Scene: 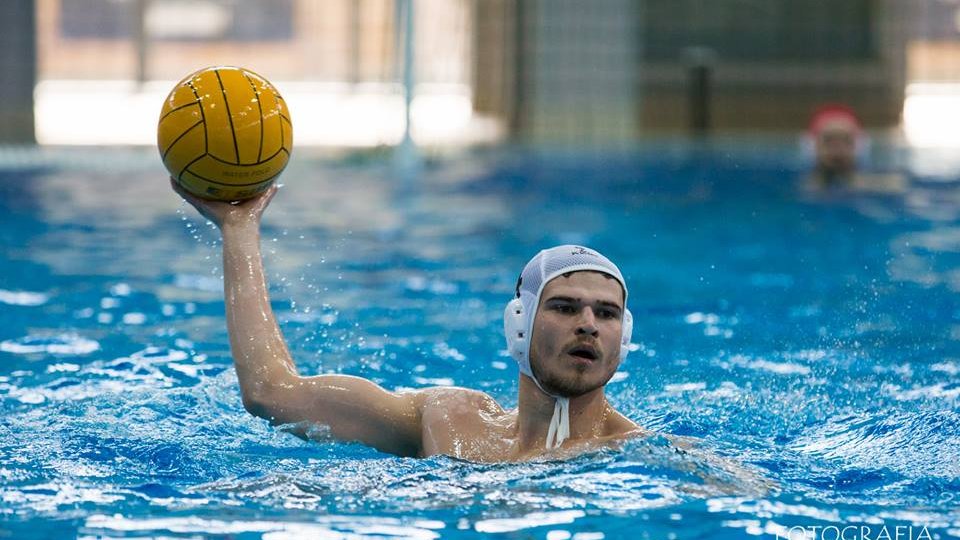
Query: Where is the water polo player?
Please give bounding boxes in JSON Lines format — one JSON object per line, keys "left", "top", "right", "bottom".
{"left": 804, "top": 104, "right": 906, "bottom": 194}
{"left": 170, "top": 179, "right": 642, "bottom": 461}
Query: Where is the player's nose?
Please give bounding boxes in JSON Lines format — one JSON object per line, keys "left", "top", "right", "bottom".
{"left": 575, "top": 308, "right": 599, "bottom": 336}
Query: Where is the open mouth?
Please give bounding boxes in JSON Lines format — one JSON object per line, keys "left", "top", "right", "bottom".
{"left": 567, "top": 345, "right": 599, "bottom": 361}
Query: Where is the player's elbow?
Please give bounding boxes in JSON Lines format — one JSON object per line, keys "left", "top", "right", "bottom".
{"left": 239, "top": 375, "right": 301, "bottom": 423}
{"left": 241, "top": 388, "right": 285, "bottom": 423}
{"left": 241, "top": 392, "right": 270, "bottom": 419}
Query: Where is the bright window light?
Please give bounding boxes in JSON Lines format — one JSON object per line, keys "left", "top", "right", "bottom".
{"left": 903, "top": 82, "right": 960, "bottom": 148}
{"left": 34, "top": 80, "right": 500, "bottom": 147}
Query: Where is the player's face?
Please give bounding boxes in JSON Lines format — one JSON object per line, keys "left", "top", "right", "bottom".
{"left": 528, "top": 271, "right": 625, "bottom": 398}
{"left": 815, "top": 119, "right": 858, "bottom": 175}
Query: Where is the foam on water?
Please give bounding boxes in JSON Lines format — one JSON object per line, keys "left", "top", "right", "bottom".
{"left": 0, "top": 334, "right": 100, "bottom": 356}
{"left": 0, "top": 289, "right": 49, "bottom": 306}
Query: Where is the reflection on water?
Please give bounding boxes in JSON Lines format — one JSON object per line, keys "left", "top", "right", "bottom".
{"left": 1, "top": 145, "right": 960, "bottom": 537}
{"left": 80, "top": 513, "right": 447, "bottom": 539}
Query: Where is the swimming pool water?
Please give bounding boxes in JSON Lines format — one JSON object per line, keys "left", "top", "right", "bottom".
{"left": 0, "top": 143, "right": 958, "bottom": 539}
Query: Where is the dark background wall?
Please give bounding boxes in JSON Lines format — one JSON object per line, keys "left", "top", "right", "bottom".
{"left": 638, "top": 0, "right": 907, "bottom": 132}
{"left": 0, "top": 1, "right": 36, "bottom": 143}
{"left": 474, "top": 0, "right": 910, "bottom": 140}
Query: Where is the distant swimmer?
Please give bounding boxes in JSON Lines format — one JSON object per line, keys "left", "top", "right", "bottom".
{"left": 171, "top": 179, "right": 643, "bottom": 462}
{"left": 804, "top": 104, "right": 907, "bottom": 195}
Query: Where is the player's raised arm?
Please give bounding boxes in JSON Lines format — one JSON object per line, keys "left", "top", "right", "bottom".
{"left": 171, "top": 179, "right": 423, "bottom": 457}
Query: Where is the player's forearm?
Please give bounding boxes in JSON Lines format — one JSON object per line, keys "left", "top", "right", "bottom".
{"left": 220, "top": 222, "right": 299, "bottom": 408}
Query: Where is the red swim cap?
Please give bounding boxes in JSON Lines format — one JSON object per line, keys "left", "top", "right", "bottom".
{"left": 809, "top": 104, "right": 862, "bottom": 136}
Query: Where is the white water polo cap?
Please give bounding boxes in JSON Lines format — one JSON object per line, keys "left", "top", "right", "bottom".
{"left": 503, "top": 245, "right": 633, "bottom": 449}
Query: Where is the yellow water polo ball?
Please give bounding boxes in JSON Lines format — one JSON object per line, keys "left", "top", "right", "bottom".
{"left": 158, "top": 66, "right": 293, "bottom": 201}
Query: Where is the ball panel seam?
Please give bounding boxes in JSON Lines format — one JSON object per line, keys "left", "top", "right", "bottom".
{"left": 213, "top": 68, "right": 241, "bottom": 166}
{"left": 159, "top": 101, "right": 200, "bottom": 123}
{"left": 240, "top": 71, "right": 266, "bottom": 164}
{"left": 177, "top": 154, "right": 208, "bottom": 182}
{"left": 202, "top": 146, "right": 288, "bottom": 168}
{"left": 183, "top": 165, "right": 283, "bottom": 188}
{"left": 185, "top": 80, "right": 208, "bottom": 155}
{"left": 161, "top": 120, "right": 203, "bottom": 161}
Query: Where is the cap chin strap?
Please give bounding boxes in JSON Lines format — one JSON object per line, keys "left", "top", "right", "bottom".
{"left": 526, "top": 372, "right": 571, "bottom": 449}
{"left": 546, "top": 396, "right": 570, "bottom": 449}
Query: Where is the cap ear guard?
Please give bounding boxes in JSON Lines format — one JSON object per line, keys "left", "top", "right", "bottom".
{"left": 619, "top": 307, "right": 633, "bottom": 362}
{"left": 503, "top": 297, "right": 528, "bottom": 364}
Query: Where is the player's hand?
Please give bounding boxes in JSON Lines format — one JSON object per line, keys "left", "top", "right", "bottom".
{"left": 170, "top": 177, "right": 278, "bottom": 230}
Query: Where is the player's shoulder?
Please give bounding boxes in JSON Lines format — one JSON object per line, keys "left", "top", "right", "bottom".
{"left": 416, "top": 386, "right": 504, "bottom": 415}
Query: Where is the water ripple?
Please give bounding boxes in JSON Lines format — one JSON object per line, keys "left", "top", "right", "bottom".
{"left": 0, "top": 334, "right": 100, "bottom": 356}
{"left": 791, "top": 410, "right": 960, "bottom": 479}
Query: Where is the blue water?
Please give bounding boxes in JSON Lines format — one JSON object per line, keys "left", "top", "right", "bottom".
{"left": 1, "top": 143, "right": 958, "bottom": 539}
